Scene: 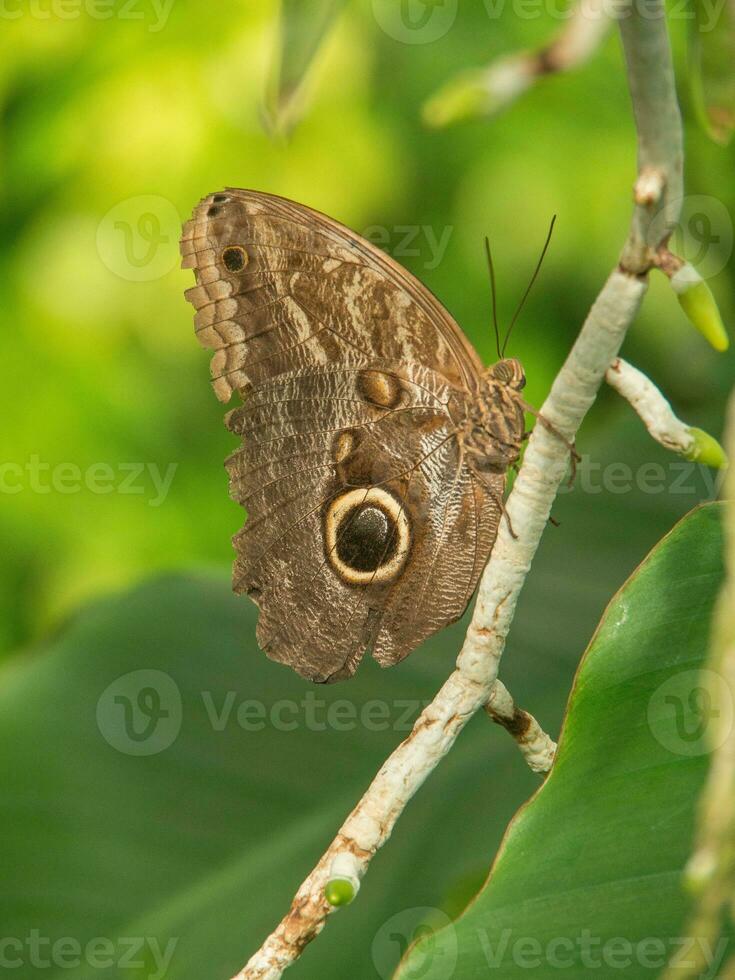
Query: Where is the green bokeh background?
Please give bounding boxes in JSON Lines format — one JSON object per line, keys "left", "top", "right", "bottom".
{"left": 2, "top": 0, "right": 733, "bottom": 658}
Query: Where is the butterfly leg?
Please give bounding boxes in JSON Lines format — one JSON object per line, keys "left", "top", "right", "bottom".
{"left": 517, "top": 398, "right": 580, "bottom": 487}
{"left": 481, "top": 478, "right": 517, "bottom": 540}
{"left": 496, "top": 493, "right": 517, "bottom": 539}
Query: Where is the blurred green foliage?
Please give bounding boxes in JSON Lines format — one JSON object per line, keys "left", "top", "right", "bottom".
{"left": 0, "top": 0, "right": 733, "bottom": 661}
{"left": 0, "top": 507, "right": 724, "bottom": 980}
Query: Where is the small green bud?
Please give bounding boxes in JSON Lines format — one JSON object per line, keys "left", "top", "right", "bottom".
{"left": 684, "top": 427, "right": 728, "bottom": 469}
{"left": 684, "top": 848, "right": 717, "bottom": 894}
{"left": 325, "top": 878, "right": 356, "bottom": 907}
{"left": 671, "top": 264, "right": 729, "bottom": 352}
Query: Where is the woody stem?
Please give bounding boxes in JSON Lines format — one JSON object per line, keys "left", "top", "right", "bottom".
{"left": 484, "top": 680, "right": 557, "bottom": 774}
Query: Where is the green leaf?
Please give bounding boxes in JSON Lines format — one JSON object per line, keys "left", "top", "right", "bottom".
{"left": 265, "top": 0, "right": 348, "bottom": 135}
{"left": 689, "top": 0, "right": 735, "bottom": 145}
{"left": 397, "top": 503, "right": 731, "bottom": 979}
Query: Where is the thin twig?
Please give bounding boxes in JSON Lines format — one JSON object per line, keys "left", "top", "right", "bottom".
{"left": 423, "top": 0, "right": 611, "bottom": 127}
{"left": 606, "top": 357, "right": 727, "bottom": 467}
{"left": 232, "top": 3, "right": 684, "bottom": 976}
{"left": 484, "top": 680, "right": 557, "bottom": 774}
{"left": 605, "top": 357, "right": 694, "bottom": 454}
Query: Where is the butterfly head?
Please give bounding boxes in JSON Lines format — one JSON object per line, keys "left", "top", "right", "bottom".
{"left": 488, "top": 357, "right": 526, "bottom": 391}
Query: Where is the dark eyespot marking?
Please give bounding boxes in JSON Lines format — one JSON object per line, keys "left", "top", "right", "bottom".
{"left": 336, "top": 505, "right": 396, "bottom": 573}
{"left": 324, "top": 488, "right": 411, "bottom": 585}
{"left": 222, "top": 246, "right": 247, "bottom": 272}
{"left": 207, "top": 205, "right": 221, "bottom": 217}
{"left": 357, "top": 370, "right": 402, "bottom": 409}
{"left": 212, "top": 194, "right": 228, "bottom": 203}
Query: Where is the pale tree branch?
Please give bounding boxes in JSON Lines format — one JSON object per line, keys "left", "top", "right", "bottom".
{"left": 231, "top": 3, "right": 684, "bottom": 977}
{"left": 618, "top": 0, "right": 683, "bottom": 273}
{"left": 606, "top": 356, "right": 692, "bottom": 452}
{"left": 606, "top": 357, "right": 728, "bottom": 467}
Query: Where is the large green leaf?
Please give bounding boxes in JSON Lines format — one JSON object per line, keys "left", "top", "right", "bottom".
{"left": 397, "top": 502, "right": 729, "bottom": 979}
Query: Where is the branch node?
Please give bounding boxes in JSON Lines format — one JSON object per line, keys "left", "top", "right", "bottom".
{"left": 484, "top": 680, "right": 558, "bottom": 774}
{"left": 325, "top": 853, "right": 360, "bottom": 907}
{"left": 634, "top": 167, "right": 666, "bottom": 205}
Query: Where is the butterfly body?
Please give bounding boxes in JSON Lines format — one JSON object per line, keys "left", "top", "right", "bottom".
{"left": 462, "top": 363, "right": 526, "bottom": 477}
{"left": 181, "top": 189, "right": 526, "bottom": 682}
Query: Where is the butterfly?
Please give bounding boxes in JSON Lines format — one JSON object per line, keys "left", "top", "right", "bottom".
{"left": 180, "top": 190, "right": 551, "bottom": 683}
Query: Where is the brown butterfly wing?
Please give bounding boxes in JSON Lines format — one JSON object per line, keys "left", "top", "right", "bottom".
{"left": 180, "top": 189, "right": 483, "bottom": 400}
{"left": 181, "top": 190, "right": 502, "bottom": 682}
{"left": 223, "top": 363, "right": 502, "bottom": 682}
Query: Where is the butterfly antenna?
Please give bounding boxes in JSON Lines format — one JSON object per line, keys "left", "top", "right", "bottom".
{"left": 501, "top": 215, "right": 557, "bottom": 357}
{"left": 484, "top": 236, "right": 502, "bottom": 360}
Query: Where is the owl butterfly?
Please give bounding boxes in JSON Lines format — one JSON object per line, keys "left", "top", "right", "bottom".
{"left": 181, "top": 190, "right": 535, "bottom": 683}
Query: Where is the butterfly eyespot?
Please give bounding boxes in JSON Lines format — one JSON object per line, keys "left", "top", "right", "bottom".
{"left": 324, "top": 488, "right": 410, "bottom": 586}
{"left": 333, "top": 429, "right": 358, "bottom": 464}
{"left": 357, "top": 370, "right": 402, "bottom": 409}
{"left": 337, "top": 506, "right": 395, "bottom": 572}
{"left": 207, "top": 205, "right": 221, "bottom": 217}
{"left": 212, "top": 194, "right": 228, "bottom": 203}
{"left": 222, "top": 246, "right": 248, "bottom": 272}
